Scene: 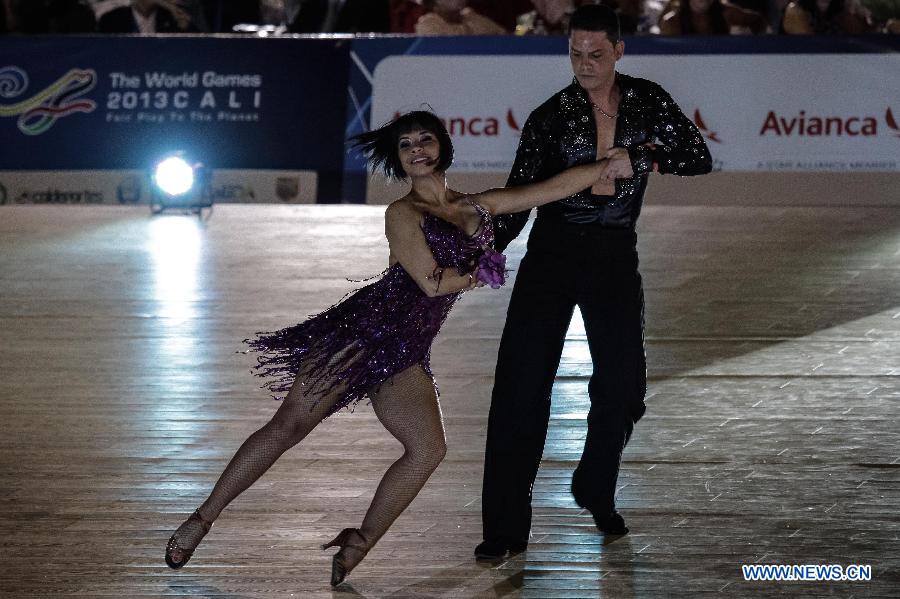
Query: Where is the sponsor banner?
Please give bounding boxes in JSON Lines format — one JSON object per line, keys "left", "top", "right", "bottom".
{"left": 2, "top": 35, "right": 897, "bottom": 206}
{"left": 371, "top": 55, "right": 565, "bottom": 173}
{"left": 204, "top": 170, "right": 318, "bottom": 203}
{"left": 371, "top": 53, "right": 899, "bottom": 174}
{"left": 0, "top": 169, "right": 317, "bottom": 205}
{"left": 0, "top": 37, "right": 350, "bottom": 201}
{"left": 618, "top": 54, "right": 899, "bottom": 172}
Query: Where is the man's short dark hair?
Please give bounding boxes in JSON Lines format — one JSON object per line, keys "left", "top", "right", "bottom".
{"left": 349, "top": 110, "right": 454, "bottom": 181}
{"left": 568, "top": 3, "right": 622, "bottom": 42}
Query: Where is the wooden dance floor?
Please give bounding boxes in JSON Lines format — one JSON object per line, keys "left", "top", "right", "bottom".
{"left": 1, "top": 203, "right": 898, "bottom": 598}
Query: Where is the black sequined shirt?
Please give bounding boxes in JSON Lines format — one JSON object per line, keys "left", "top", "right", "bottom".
{"left": 494, "top": 72, "right": 712, "bottom": 251}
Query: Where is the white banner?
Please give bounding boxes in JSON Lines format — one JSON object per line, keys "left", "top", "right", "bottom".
{"left": 371, "top": 54, "right": 900, "bottom": 172}
{"left": 0, "top": 169, "right": 318, "bottom": 205}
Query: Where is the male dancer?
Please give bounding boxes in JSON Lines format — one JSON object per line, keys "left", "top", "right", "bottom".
{"left": 476, "top": 3, "right": 712, "bottom": 559}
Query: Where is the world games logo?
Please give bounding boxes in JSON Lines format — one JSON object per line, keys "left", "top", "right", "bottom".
{"left": 0, "top": 66, "right": 97, "bottom": 135}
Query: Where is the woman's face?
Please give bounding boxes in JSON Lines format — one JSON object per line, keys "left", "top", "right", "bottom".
{"left": 398, "top": 129, "right": 441, "bottom": 177}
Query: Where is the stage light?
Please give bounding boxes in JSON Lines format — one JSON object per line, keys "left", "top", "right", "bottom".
{"left": 149, "top": 153, "right": 213, "bottom": 215}
{"left": 153, "top": 156, "right": 195, "bottom": 196}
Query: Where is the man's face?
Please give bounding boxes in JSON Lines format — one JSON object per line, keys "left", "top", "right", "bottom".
{"left": 569, "top": 30, "right": 624, "bottom": 92}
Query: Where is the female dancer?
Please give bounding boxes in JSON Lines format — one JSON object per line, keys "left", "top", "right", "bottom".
{"left": 164, "top": 110, "right": 611, "bottom": 586}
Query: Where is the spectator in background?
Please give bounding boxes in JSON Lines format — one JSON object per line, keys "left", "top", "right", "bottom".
{"left": 781, "top": 0, "right": 869, "bottom": 33}
{"left": 48, "top": 0, "right": 97, "bottom": 31}
{"left": 289, "top": 0, "right": 390, "bottom": 33}
{"left": 468, "top": 0, "right": 533, "bottom": 31}
{"left": 1, "top": 0, "right": 15, "bottom": 32}
{"left": 401, "top": 0, "right": 532, "bottom": 34}
{"left": 658, "top": 0, "right": 731, "bottom": 33}
{"left": 391, "top": 0, "right": 424, "bottom": 32}
{"left": 516, "top": 0, "right": 573, "bottom": 34}
{"left": 600, "top": 0, "right": 645, "bottom": 33}
{"left": 517, "top": 0, "right": 622, "bottom": 35}
{"left": 200, "top": 0, "right": 260, "bottom": 32}
{"left": 179, "top": 0, "right": 211, "bottom": 31}
{"left": 98, "top": 0, "right": 198, "bottom": 32}
{"left": 6, "top": 0, "right": 51, "bottom": 32}
{"left": 853, "top": 0, "right": 898, "bottom": 32}
{"left": 257, "top": 0, "right": 287, "bottom": 24}
{"left": 721, "top": 0, "right": 770, "bottom": 33}
{"left": 87, "top": 0, "right": 128, "bottom": 15}
{"left": 415, "top": 0, "right": 506, "bottom": 35}
{"left": 3, "top": 0, "right": 96, "bottom": 32}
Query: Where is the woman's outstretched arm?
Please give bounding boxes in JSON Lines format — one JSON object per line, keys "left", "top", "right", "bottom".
{"left": 471, "top": 160, "right": 607, "bottom": 216}
{"left": 385, "top": 201, "right": 478, "bottom": 297}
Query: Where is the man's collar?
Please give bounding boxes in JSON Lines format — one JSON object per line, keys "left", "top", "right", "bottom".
{"left": 568, "top": 72, "right": 625, "bottom": 102}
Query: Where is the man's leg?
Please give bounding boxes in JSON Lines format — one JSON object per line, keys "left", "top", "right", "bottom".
{"left": 478, "top": 251, "right": 575, "bottom": 557}
{"left": 572, "top": 244, "right": 647, "bottom": 533}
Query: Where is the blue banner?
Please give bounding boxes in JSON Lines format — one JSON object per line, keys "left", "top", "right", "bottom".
{"left": 0, "top": 36, "right": 351, "bottom": 202}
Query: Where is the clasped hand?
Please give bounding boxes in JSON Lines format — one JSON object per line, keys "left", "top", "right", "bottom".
{"left": 598, "top": 147, "right": 634, "bottom": 181}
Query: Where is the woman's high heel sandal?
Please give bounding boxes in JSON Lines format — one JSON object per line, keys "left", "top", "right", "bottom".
{"left": 165, "top": 510, "right": 213, "bottom": 569}
{"left": 321, "top": 528, "right": 369, "bottom": 587}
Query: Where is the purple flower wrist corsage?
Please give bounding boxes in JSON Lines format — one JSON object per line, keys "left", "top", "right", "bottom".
{"left": 475, "top": 248, "right": 507, "bottom": 289}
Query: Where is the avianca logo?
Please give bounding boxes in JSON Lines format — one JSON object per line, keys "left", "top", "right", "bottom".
{"left": 693, "top": 109, "right": 721, "bottom": 143}
{"left": 887, "top": 108, "right": 900, "bottom": 138}
{"left": 759, "top": 109, "right": 898, "bottom": 137}
{"left": 392, "top": 109, "right": 521, "bottom": 137}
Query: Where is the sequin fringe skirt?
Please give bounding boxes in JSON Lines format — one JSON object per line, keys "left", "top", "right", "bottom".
{"left": 245, "top": 265, "right": 456, "bottom": 417}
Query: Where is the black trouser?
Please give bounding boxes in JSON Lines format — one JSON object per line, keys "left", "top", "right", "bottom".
{"left": 481, "top": 221, "right": 647, "bottom": 545}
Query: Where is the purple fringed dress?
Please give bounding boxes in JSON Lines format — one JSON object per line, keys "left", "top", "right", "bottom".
{"left": 246, "top": 201, "right": 494, "bottom": 417}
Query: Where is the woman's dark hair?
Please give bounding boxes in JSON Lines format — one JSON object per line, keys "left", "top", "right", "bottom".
{"left": 568, "top": 3, "right": 622, "bottom": 42}
{"left": 349, "top": 110, "right": 454, "bottom": 180}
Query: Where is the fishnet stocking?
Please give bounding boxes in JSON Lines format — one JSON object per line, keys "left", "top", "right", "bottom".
{"left": 167, "top": 365, "right": 349, "bottom": 560}
{"left": 358, "top": 364, "right": 447, "bottom": 548}
{"left": 167, "top": 363, "right": 446, "bottom": 567}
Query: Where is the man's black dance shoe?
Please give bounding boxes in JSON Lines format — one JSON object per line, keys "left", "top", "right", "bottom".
{"left": 588, "top": 510, "right": 629, "bottom": 535}
{"left": 474, "top": 538, "right": 527, "bottom": 560}
{"left": 571, "top": 479, "right": 629, "bottom": 536}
